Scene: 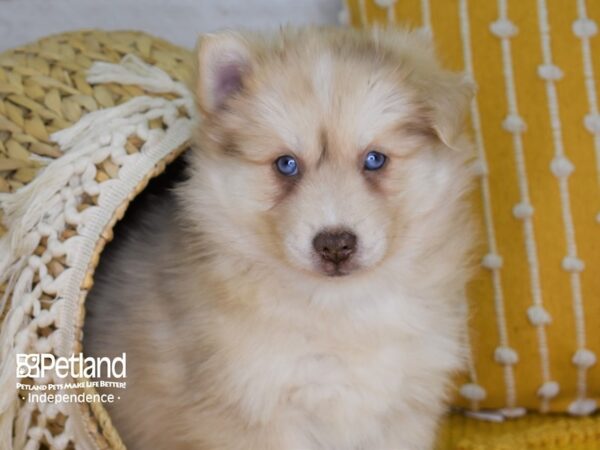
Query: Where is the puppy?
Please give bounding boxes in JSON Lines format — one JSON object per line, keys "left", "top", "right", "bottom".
{"left": 84, "top": 27, "right": 476, "bottom": 450}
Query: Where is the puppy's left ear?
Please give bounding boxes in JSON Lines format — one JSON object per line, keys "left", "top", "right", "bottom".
{"left": 429, "top": 74, "right": 475, "bottom": 151}
{"left": 195, "top": 32, "right": 252, "bottom": 115}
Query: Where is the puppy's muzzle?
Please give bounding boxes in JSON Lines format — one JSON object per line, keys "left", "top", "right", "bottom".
{"left": 312, "top": 229, "right": 357, "bottom": 276}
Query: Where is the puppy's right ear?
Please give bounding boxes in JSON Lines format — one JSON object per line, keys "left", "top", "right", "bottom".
{"left": 195, "top": 32, "right": 252, "bottom": 115}
{"left": 428, "top": 74, "right": 475, "bottom": 152}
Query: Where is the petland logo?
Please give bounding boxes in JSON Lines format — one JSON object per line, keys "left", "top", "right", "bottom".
{"left": 16, "top": 353, "right": 127, "bottom": 379}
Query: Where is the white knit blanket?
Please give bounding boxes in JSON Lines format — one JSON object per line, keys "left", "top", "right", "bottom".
{"left": 0, "top": 55, "right": 195, "bottom": 450}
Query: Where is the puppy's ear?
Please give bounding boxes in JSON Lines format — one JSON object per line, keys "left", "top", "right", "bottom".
{"left": 429, "top": 74, "right": 475, "bottom": 151}
{"left": 195, "top": 32, "right": 252, "bottom": 115}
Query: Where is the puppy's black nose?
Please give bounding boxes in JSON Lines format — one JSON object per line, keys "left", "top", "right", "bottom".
{"left": 312, "top": 230, "right": 357, "bottom": 264}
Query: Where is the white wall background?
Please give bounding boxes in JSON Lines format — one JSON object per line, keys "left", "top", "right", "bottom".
{"left": 0, "top": 0, "right": 342, "bottom": 52}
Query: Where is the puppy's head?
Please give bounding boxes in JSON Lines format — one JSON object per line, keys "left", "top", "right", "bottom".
{"left": 183, "top": 28, "right": 474, "bottom": 280}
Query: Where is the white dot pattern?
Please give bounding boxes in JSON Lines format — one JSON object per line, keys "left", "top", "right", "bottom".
{"left": 527, "top": 305, "right": 552, "bottom": 326}
{"left": 458, "top": 0, "right": 497, "bottom": 410}
{"left": 537, "top": 63, "right": 564, "bottom": 81}
{"left": 575, "top": 3, "right": 600, "bottom": 232}
{"left": 495, "top": 346, "right": 519, "bottom": 365}
{"left": 482, "top": 252, "right": 503, "bottom": 270}
{"left": 572, "top": 348, "right": 597, "bottom": 368}
{"left": 569, "top": 398, "right": 597, "bottom": 416}
{"left": 343, "top": 0, "right": 600, "bottom": 417}
{"left": 494, "top": 0, "right": 554, "bottom": 413}
{"left": 573, "top": 17, "right": 598, "bottom": 37}
{"left": 460, "top": 383, "right": 487, "bottom": 402}
{"left": 550, "top": 155, "right": 575, "bottom": 178}
{"left": 538, "top": 381, "right": 560, "bottom": 399}
{"left": 538, "top": 0, "right": 595, "bottom": 414}
{"left": 512, "top": 202, "right": 534, "bottom": 219}
{"left": 502, "top": 114, "right": 527, "bottom": 133}
{"left": 374, "top": 0, "right": 395, "bottom": 6}
{"left": 490, "top": 18, "right": 518, "bottom": 38}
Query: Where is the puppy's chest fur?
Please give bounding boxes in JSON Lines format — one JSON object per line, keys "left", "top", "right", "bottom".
{"left": 220, "top": 304, "right": 404, "bottom": 417}
{"left": 187, "top": 280, "right": 456, "bottom": 443}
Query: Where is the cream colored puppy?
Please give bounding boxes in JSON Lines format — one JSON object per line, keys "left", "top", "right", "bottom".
{"left": 84, "top": 27, "right": 476, "bottom": 450}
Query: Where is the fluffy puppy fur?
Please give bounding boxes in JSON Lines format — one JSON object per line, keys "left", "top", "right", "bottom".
{"left": 84, "top": 27, "right": 476, "bottom": 450}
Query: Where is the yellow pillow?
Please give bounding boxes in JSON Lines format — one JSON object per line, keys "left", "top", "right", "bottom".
{"left": 345, "top": 0, "right": 600, "bottom": 416}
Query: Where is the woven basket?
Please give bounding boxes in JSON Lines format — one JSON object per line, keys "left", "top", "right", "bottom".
{"left": 0, "top": 30, "right": 194, "bottom": 450}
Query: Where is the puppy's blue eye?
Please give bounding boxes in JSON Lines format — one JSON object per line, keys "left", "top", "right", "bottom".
{"left": 275, "top": 155, "right": 299, "bottom": 176}
{"left": 363, "top": 151, "right": 387, "bottom": 171}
